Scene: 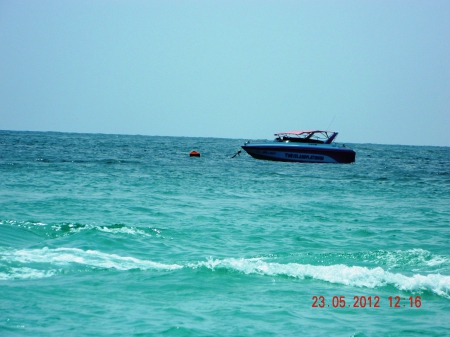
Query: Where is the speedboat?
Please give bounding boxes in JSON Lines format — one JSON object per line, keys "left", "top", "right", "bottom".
{"left": 241, "top": 130, "right": 355, "bottom": 163}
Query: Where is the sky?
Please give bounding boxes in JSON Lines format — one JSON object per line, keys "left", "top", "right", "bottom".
{"left": 1, "top": 0, "right": 449, "bottom": 146}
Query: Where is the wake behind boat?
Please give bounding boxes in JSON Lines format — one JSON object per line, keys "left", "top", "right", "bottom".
{"left": 241, "top": 130, "right": 355, "bottom": 163}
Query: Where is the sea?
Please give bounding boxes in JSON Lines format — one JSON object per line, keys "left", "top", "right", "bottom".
{"left": 0, "top": 130, "right": 449, "bottom": 336}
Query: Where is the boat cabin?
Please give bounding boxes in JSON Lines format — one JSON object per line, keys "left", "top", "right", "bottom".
{"left": 274, "top": 130, "right": 338, "bottom": 145}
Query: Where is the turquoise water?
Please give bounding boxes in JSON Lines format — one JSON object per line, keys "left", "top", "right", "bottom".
{"left": 1, "top": 130, "right": 449, "bottom": 336}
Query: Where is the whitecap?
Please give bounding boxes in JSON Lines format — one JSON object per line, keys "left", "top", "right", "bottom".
{"left": 190, "top": 257, "right": 450, "bottom": 298}
{"left": 1, "top": 247, "right": 182, "bottom": 272}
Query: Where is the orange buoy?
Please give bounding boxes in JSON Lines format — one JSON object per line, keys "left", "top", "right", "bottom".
{"left": 190, "top": 151, "right": 200, "bottom": 157}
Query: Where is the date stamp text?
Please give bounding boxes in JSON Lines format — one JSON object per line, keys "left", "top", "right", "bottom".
{"left": 311, "top": 295, "right": 422, "bottom": 308}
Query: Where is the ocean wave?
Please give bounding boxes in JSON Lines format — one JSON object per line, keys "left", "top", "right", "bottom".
{"left": 0, "top": 267, "right": 57, "bottom": 280}
{"left": 0, "top": 247, "right": 182, "bottom": 277}
{"left": 1, "top": 247, "right": 449, "bottom": 299}
{"left": 261, "top": 249, "right": 450, "bottom": 272}
{"left": 368, "top": 249, "right": 449, "bottom": 269}
{"left": 0, "top": 220, "right": 160, "bottom": 238}
{"left": 190, "top": 257, "right": 450, "bottom": 299}
{"left": 296, "top": 249, "right": 450, "bottom": 270}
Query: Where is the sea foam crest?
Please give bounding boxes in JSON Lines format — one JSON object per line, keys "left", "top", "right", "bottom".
{"left": 371, "top": 249, "right": 449, "bottom": 269}
{"left": 192, "top": 257, "right": 450, "bottom": 298}
{"left": 0, "top": 247, "right": 182, "bottom": 275}
{"left": 96, "top": 226, "right": 155, "bottom": 237}
{"left": 51, "top": 223, "right": 157, "bottom": 237}
{"left": 2, "top": 248, "right": 449, "bottom": 298}
{"left": 1, "top": 220, "right": 158, "bottom": 238}
{"left": 0, "top": 267, "right": 57, "bottom": 280}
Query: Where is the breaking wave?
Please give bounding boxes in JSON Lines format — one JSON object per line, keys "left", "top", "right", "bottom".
{"left": 190, "top": 257, "right": 450, "bottom": 298}
{"left": 0, "top": 220, "right": 160, "bottom": 238}
{"left": 0, "top": 248, "right": 182, "bottom": 279}
{"left": 1, "top": 248, "right": 449, "bottom": 299}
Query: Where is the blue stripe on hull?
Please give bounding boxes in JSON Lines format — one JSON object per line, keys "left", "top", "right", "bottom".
{"left": 241, "top": 145, "right": 355, "bottom": 163}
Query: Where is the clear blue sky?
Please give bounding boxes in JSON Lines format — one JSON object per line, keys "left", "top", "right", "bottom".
{"left": 1, "top": 0, "right": 449, "bottom": 146}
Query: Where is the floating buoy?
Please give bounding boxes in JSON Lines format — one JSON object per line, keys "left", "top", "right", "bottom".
{"left": 190, "top": 151, "right": 200, "bottom": 157}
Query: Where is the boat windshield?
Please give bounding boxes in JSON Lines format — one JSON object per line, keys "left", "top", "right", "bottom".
{"left": 275, "top": 131, "right": 337, "bottom": 144}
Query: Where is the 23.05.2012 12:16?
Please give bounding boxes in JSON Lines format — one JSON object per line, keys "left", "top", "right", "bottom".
{"left": 311, "top": 295, "right": 422, "bottom": 308}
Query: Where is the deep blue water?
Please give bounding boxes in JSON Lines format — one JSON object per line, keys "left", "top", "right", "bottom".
{"left": 1, "top": 130, "right": 449, "bottom": 336}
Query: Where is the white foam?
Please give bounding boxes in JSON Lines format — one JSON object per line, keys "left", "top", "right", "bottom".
{"left": 2, "top": 248, "right": 449, "bottom": 298}
{"left": 3, "top": 220, "right": 158, "bottom": 238}
{"left": 97, "top": 226, "right": 153, "bottom": 237}
{"left": 191, "top": 257, "right": 450, "bottom": 298}
{"left": 0, "top": 267, "right": 57, "bottom": 280}
{"left": 374, "top": 249, "right": 450, "bottom": 269}
{"left": 1, "top": 247, "right": 182, "bottom": 272}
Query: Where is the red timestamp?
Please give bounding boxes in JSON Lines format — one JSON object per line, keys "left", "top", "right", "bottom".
{"left": 312, "top": 295, "right": 422, "bottom": 308}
